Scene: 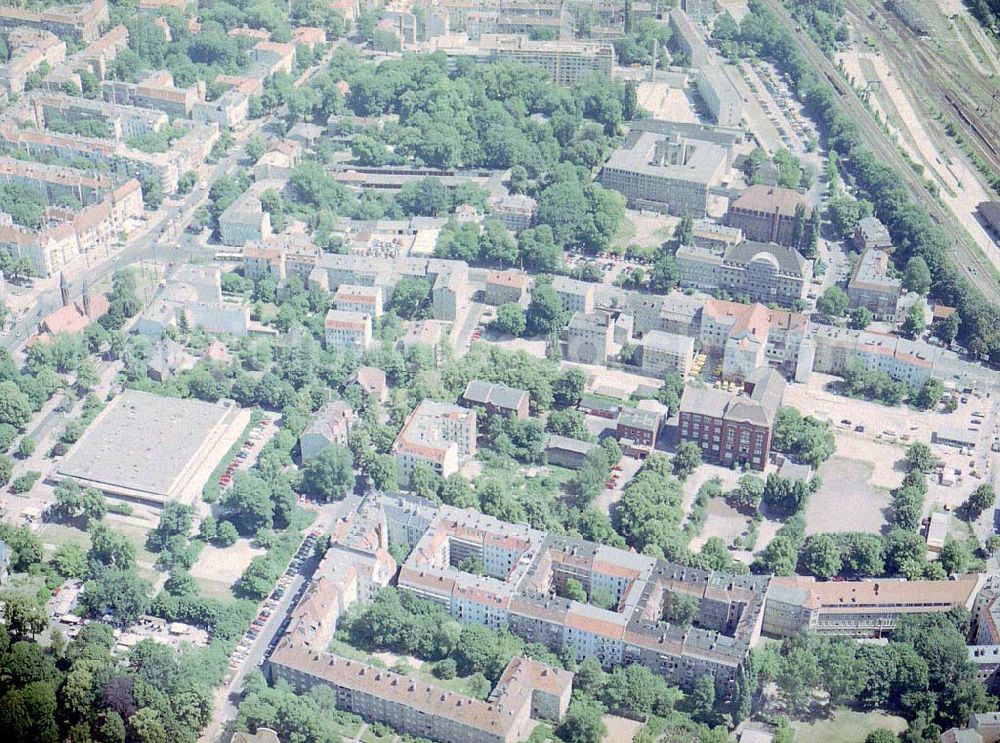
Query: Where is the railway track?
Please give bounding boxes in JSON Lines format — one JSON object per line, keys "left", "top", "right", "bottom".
{"left": 757, "top": 0, "right": 1000, "bottom": 304}
{"left": 871, "top": 4, "right": 1000, "bottom": 179}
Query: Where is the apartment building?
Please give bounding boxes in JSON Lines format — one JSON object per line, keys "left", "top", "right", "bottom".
{"left": 324, "top": 309, "right": 372, "bottom": 354}
{"left": 461, "top": 380, "right": 530, "bottom": 419}
{"left": 974, "top": 578, "right": 1000, "bottom": 646}
{"left": 102, "top": 71, "right": 202, "bottom": 119}
{"left": 763, "top": 574, "right": 984, "bottom": 638}
{"left": 725, "top": 186, "right": 808, "bottom": 247}
{"left": 487, "top": 193, "right": 536, "bottom": 233}
{"left": 692, "top": 220, "right": 743, "bottom": 251}
{"left": 0, "top": 160, "right": 143, "bottom": 276}
{"left": 44, "top": 24, "right": 128, "bottom": 88}
{"left": 678, "top": 367, "right": 785, "bottom": 470}
{"left": 250, "top": 41, "right": 297, "bottom": 76}
{"left": 567, "top": 311, "right": 615, "bottom": 364}
{"left": 0, "top": 95, "right": 218, "bottom": 194}
{"left": 698, "top": 299, "right": 809, "bottom": 380}
{"left": 847, "top": 248, "right": 901, "bottom": 321}
{"left": 485, "top": 269, "right": 529, "bottom": 306}
{"left": 0, "top": 30, "right": 66, "bottom": 95}
{"left": 392, "top": 400, "right": 477, "bottom": 485}
{"left": 550, "top": 276, "right": 596, "bottom": 316}
{"left": 219, "top": 191, "right": 271, "bottom": 247}
{"left": 242, "top": 234, "right": 321, "bottom": 282}
{"left": 852, "top": 215, "right": 893, "bottom": 251}
{"left": 811, "top": 325, "right": 939, "bottom": 388}
{"left": 640, "top": 330, "right": 694, "bottom": 377}
{"left": 300, "top": 401, "right": 355, "bottom": 462}
{"left": 477, "top": 35, "right": 615, "bottom": 86}
{"left": 334, "top": 284, "right": 384, "bottom": 318}
{"left": 0, "top": 0, "right": 108, "bottom": 42}
{"left": 676, "top": 239, "right": 810, "bottom": 307}
{"left": 390, "top": 501, "right": 769, "bottom": 697}
{"left": 193, "top": 73, "right": 263, "bottom": 129}
{"left": 432, "top": 261, "right": 470, "bottom": 321}
{"left": 600, "top": 128, "right": 729, "bottom": 217}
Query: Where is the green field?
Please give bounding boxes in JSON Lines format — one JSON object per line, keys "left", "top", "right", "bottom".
{"left": 792, "top": 710, "right": 907, "bottom": 743}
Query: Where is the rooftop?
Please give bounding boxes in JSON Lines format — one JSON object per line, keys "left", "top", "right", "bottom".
{"left": 730, "top": 185, "right": 807, "bottom": 219}
{"left": 56, "top": 389, "right": 239, "bottom": 503}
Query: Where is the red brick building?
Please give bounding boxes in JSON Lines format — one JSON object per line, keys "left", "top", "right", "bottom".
{"left": 677, "top": 367, "right": 785, "bottom": 470}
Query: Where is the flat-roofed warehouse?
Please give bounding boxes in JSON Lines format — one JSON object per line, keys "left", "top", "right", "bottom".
{"left": 56, "top": 389, "right": 251, "bottom": 507}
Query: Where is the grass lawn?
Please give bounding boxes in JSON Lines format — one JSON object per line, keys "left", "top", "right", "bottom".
{"left": 328, "top": 638, "right": 387, "bottom": 667}
{"left": 38, "top": 522, "right": 91, "bottom": 552}
{"left": 791, "top": 710, "right": 907, "bottom": 743}
{"left": 109, "top": 521, "right": 159, "bottom": 564}
{"left": 413, "top": 666, "right": 490, "bottom": 700}
{"left": 195, "top": 576, "right": 237, "bottom": 602}
{"left": 611, "top": 216, "right": 636, "bottom": 249}
{"left": 359, "top": 725, "right": 395, "bottom": 743}
{"left": 541, "top": 465, "right": 577, "bottom": 485}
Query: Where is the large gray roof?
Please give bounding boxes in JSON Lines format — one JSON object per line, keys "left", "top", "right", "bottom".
{"left": 723, "top": 240, "right": 807, "bottom": 277}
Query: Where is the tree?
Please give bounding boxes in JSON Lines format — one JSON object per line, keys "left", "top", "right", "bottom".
{"left": 518, "top": 225, "right": 561, "bottom": 272}
{"left": 902, "top": 303, "right": 926, "bottom": 339}
{"left": 905, "top": 443, "right": 935, "bottom": 473}
{"left": 903, "top": 256, "right": 932, "bottom": 295}
{"left": 557, "top": 699, "right": 607, "bottom": 743}
{"left": 388, "top": 278, "right": 430, "bottom": 319}
{"left": 913, "top": 378, "right": 944, "bottom": 410}
{"left": 83, "top": 568, "right": 151, "bottom": 626}
{"left": 0, "top": 592, "right": 47, "bottom": 638}
{"left": 16, "top": 436, "right": 34, "bottom": 458}
{"left": 553, "top": 369, "right": 587, "bottom": 407}
{"left": 935, "top": 312, "right": 960, "bottom": 345}
{"left": 849, "top": 306, "right": 873, "bottom": 330}
{"left": 777, "top": 640, "right": 821, "bottom": 715}
{"left": 526, "top": 282, "right": 565, "bottom": 335}
{"left": 672, "top": 441, "right": 702, "bottom": 479}
{"left": 732, "top": 474, "right": 765, "bottom": 511}
{"left": 0, "top": 381, "right": 31, "bottom": 429}
{"left": 51, "top": 543, "right": 87, "bottom": 579}
{"left": 492, "top": 303, "right": 526, "bottom": 336}
{"left": 222, "top": 472, "right": 274, "bottom": 535}
{"left": 300, "top": 445, "right": 354, "bottom": 502}
{"left": 245, "top": 134, "right": 267, "bottom": 163}
{"left": 816, "top": 286, "right": 848, "bottom": 317}
{"left": 800, "top": 534, "right": 842, "bottom": 578}
{"left": 479, "top": 219, "right": 518, "bottom": 266}
{"left": 0, "top": 453, "right": 11, "bottom": 486}
{"left": 216, "top": 521, "right": 239, "bottom": 546}
{"left": 88, "top": 523, "right": 136, "bottom": 570}
{"left": 866, "top": 731, "right": 898, "bottom": 743}
{"left": 966, "top": 484, "right": 995, "bottom": 519}
{"left": 689, "top": 674, "right": 716, "bottom": 724}
{"left": 663, "top": 592, "right": 699, "bottom": 626}
{"left": 366, "top": 453, "right": 398, "bottom": 491}
{"left": 563, "top": 578, "right": 588, "bottom": 602}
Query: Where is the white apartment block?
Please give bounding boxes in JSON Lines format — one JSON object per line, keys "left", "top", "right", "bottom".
{"left": 333, "top": 284, "right": 383, "bottom": 318}
{"left": 324, "top": 309, "right": 372, "bottom": 354}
